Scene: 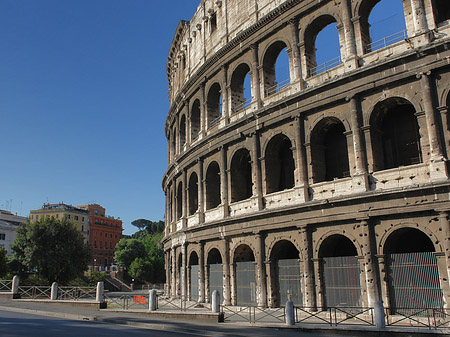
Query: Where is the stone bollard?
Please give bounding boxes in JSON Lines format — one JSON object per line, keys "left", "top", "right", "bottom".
{"left": 50, "top": 282, "right": 58, "bottom": 300}
{"left": 96, "top": 281, "right": 104, "bottom": 303}
{"left": 149, "top": 289, "right": 157, "bottom": 311}
{"left": 11, "top": 275, "right": 19, "bottom": 296}
{"left": 285, "top": 300, "right": 295, "bottom": 326}
{"left": 211, "top": 290, "right": 220, "bottom": 313}
{"left": 374, "top": 301, "right": 386, "bottom": 329}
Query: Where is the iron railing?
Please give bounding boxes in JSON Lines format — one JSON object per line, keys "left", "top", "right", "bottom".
{"left": 232, "top": 97, "right": 252, "bottom": 113}
{"left": 0, "top": 280, "right": 12, "bottom": 292}
{"left": 386, "top": 308, "right": 450, "bottom": 329}
{"left": 266, "top": 78, "right": 290, "bottom": 96}
{"left": 222, "top": 305, "right": 285, "bottom": 323}
{"left": 365, "top": 30, "right": 407, "bottom": 53}
{"left": 18, "top": 286, "right": 52, "bottom": 299}
{"left": 104, "top": 294, "right": 149, "bottom": 310}
{"left": 308, "top": 56, "right": 342, "bottom": 77}
{"left": 57, "top": 286, "right": 96, "bottom": 301}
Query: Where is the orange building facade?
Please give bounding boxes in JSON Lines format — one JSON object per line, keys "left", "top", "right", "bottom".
{"left": 78, "top": 204, "right": 123, "bottom": 268}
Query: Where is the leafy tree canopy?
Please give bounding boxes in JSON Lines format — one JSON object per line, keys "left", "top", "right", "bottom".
{"left": 12, "top": 217, "right": 92, "bottom": 284}
{"left": 0, "top": 248, "right": 8, "bottom": 278}
{"left": 131, "top": 219, "right": 164, "bottom": 235}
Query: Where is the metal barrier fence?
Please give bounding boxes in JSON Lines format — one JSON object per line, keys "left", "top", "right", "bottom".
{"left": 0, "top": 280, "right": 12, "bottom": 292}
{"left": 222, "top": 306, "right": 285, "bottom": 324}
{"left": 18, "top": 286, "right": 52, "bottom": 299}
{"left": 104, "top": 294, "right": 149, "bottom": 310}
{"left": 295, "top": 307, "right": 375, "bottom": 326}
{"left": 57, "top": 286, "right": 96, "bottom": 301}
{"left": 386, "top": 308, "right": 450, "bottom": 329}
{"left": 365, "top": 30, "right": 407, "bottom": 53}
{"left": 308, "top": 56, "right": 342, "bottom": 77}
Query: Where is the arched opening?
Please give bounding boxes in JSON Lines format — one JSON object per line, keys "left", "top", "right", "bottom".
{"left": 262, "top": 41, "right": 290, "bottom": 96}
{"left": 230, "top": 63, "right": 252, "bottom": 113}
{"left": 384, "top": 228, "right": 444, "bottom": 311}
{"left": 311, "top": 118, "right": 350, "bottom": 183}
{"left": 265, "top": 134, "right": 295, "bottom": 194}
{"left": 188, "top": 172, "right": 198, "bottom": 216}
{"left": 360, "top": 0, "right": 407, "bottom": 53}
{"left": 370, "top": 98, "right": 422, "bottom": 171}
{"left": 171, "top": 129, "right": 176, "bottom": 159}
{"left": 432, "top": 0, "right": 450, "bottom": 26}
{"left": 191, "top": 100, "right": 201, "bottom": 140}
{"left": 319, "top": 235, "right": 361, "bottom": 308}
{"left": 270, "top": 240, "right": 302, "bottom": 306}
{"left": 234, "top": 244, "right": 256, "bottom": 306}
{"left": 189, "top": 252, "right": 199, "bottom": 301}
{"left": 205, "top": 161, "right": 221, "bottom": 210}
{"left": 207, "top": 83, "right": 222, "bottom": 128}
{"left": 176, "top": 182, "right": 183, "bottom": 220}
{"left": 230, "top": 148, "right": 252, "bottom": 202}
{"left": 207, "top": 248, "right": 223, "bottom": 302}
{"left": 180, "top": 115, "right": 186, "bottom": 148}
{"left": 305, "top": 15, "right": 340, "bottom": 76}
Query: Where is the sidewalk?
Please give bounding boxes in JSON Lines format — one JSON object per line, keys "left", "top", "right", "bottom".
{"left": 0, "top": 299, "right": 448, "bottom": 336}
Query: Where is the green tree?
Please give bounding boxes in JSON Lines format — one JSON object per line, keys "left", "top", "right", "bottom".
{"left": 12, "top": 217, "right": 91, "bottom": 284}
{"left": 0, "top": 248, "right": 8, "bottom": 278}
{"left": 114, "top": 228, "right": 165, "bottom": 283}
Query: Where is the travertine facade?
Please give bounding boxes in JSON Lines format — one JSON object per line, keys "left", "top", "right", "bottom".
{"left": 162, "top": 0, "right": 450, "bottom": 309}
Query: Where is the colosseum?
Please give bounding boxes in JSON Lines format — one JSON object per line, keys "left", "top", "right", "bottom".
{"left": 162, "top": 0, "right": 450, "bottom": 311}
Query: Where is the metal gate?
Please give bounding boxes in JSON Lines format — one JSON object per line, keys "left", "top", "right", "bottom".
{"left": 190, "top": 265, "right": 199, "bottom": 301}
{"left": 388, "top": 252, "right": 444, "bottom": 312}
{"left": 276, "top": 259, "right": 302, "bottom": 306}
{"left": 236, "top": 261, "right": 257, "bottom": 306}
{"left": 322, "top": 256, "right": 361, "bottom": 307}
{"left": 209, "top": 263, "right": 223, "bottom": 300}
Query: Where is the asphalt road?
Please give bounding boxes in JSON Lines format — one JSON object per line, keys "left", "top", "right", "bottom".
{"left": 0, "top": 309, "right": 349, "bottom": 337}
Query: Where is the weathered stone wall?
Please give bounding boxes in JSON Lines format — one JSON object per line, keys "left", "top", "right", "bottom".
{"left": 163, "top": 0, "right": 450, "bottom": 308}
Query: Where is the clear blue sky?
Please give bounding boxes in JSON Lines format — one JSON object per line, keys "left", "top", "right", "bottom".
{"left": 0, "top": 1, "right": 404, "bottom": 235}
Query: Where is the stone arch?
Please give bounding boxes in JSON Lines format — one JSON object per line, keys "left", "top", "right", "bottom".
{"left": 188, "top": 249, "right": 199, "bottom": 266}
{"left": 176, "top": 181, "right": 183, "bottom": 220}
{"left": 207, "top": 247, "right": 223, "bottom": 264}
{"left": 230, "top": 147, "right": 253, "bottom": 202}
{"left": 310, "top": 117, "right": 350, "bottom": 183}
{"left": 356, "top": 0, "right": 407, "bottom": 53}
{"left": 314, "top": 230, "right": 363, "bottom": 258}
{"left": 378, "top": 223, "right": 443, "bottom": 255}
{"left": 369, "top": 97, "right": 422, "bottom": 171}
{"left": 261, "top": 40, "right": 291, "bottom": 96}
{"left": 230, "top": 62, "right": 252, "bottom": 113}
{"left": 264, "top": 133, "right": 295, "bottom": 194}
{"left": 318, "top": 234, "right": 359, "bottom": 258}
{"left": 205, "top": 161, "right": 221, "bottom": 210}
{"left": 188, "top": 171, "right": 198, "bottom": 216}
{"left": 303, "top": 14, "right": 341, "bottom": 76}
{"left": 266, "top": 235, "right": 303, "bottom": 262}
{"left": 179, "top": 114, "right": 187, "bottom": 148}
{"left": 190, "top": 99, "right": 201, "bottom": 140}
{"left": 206, "top": 82, "right": 222, "bottom": 128}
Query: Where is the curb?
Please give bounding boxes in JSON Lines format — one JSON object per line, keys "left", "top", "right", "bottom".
{"left": 0, "top": 305, "right": 94, "bottom": 321}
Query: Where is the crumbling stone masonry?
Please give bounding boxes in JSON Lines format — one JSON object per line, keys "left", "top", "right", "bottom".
{"left": 162, "top": 0, "right": 450, "bottom": 309}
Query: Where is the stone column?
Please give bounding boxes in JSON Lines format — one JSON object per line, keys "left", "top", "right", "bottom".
{"left": 200, "top": 82, "right": 207, "bottom": 137}
{"left": 361, "top": 220, "right": 379, "bottom": 307}
{"left": 181, "top": 244, "right": 187, "bottom": 299}
{"left": 222, "top": 65, "right": 229, "bottom": 125}
{"left": 251, "top": 132, "right": 264, "bottom": 210}
{"left": 205, "top": 263, "right": 210, "bottom": 303}
{"left": 289, "top": 17, "right": 305, "bottom": 89}
{"left": 175, "top": 114, "right": 180, "bottom": 155}
{"left": 341, "top": 0, "right": 358, "bottom": 70}
{"left": 265, "top": 260, "right": 275, "bottom": 307}
{"left": 312, "top": 258, "right": 324, "bottom": 309}
{"left": 255, "top": 232, "right": 267, "bottom": 307}
{"left": 376, "top": 255, "right": 391, "bottom": 309}
{"left": 294, "top": 116, "right": 309, "bottom": 202}
{"left": 351, "top": 16, "right": 365, "bottom": 56}
{"left": 250, "top": 44, "right": 262, "bottom": 109}
{"left": 300, "top": 226, "right": 315, "bottom": 309}
{"left": 171, "top": 247, "right": 177, "bottom": 298}
{"left": 411, "top": 0, "right": 427, "bottom": 33}
{"left": 220, "top": 146, "right": 229, "bottom": 217}
{"left": 198, "top": 242, "right": 206, "bottom": 302}
{"left": 419, "top": 72, "right": 448, "bottom": 181}
{"left": 304, "top": 142, "right": 314, "bottom": 186}
{"left": 165, "top": 250, "right": 171, "bottom": 296}
{"left": 230, "top": 262, "right": 237, "bottom": 305}
{"left": 440, "top": 212, "right": 450, "bottom": 281}
{"left": 197, "top": 159, "right": 205, "bottom": 223}
{"left": 185, "top": 100, "right": 191, "bottom": 146}
{"left": 182, "top": 169, "right": 187, "bottom": 228}
{"left": 348, "top": 96, "right": 369, "bottom": 192}
{"left": 223, "top": 237, "right": 232, "bottom": 305}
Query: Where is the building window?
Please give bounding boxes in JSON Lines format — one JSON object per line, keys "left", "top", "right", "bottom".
{"left": 75, "top": 216, "right": 79, "bottom": 221}
{"left": 105, "top": 242, "right": 107, "bottom": 249}
{"left": 100, "top": 232, "right": 103, "bottom": 237}
{"left": 94, "top": 231, "right": 97, "bottom": 236}
{"left": 68, "top": 215, "right": 71, "bottom": 219}
{"left": 82, "top": 217, "right": 84, "bottom": 222}
{"left": 115, "top": 234, "right": 117, "bottom": 239}
{"left": 94, "top": 240, "right": 97, "bottom": 248}
{"left": 95, "top": 209, "right": 98, "bottom": 215}
{"left": 82, "top": 225, "right": 84, "bottom": 232}
{"left": 55, "top": 214, "right": 59, "bottom": 219}
{"left": 0, "top": 233, "right": 5, "bottom": 240}
{"left": 210, "top": 12, "right": 217, "bottom": 33}
{"left": 110, "top": 234, "right": 112, "bottom": 238}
